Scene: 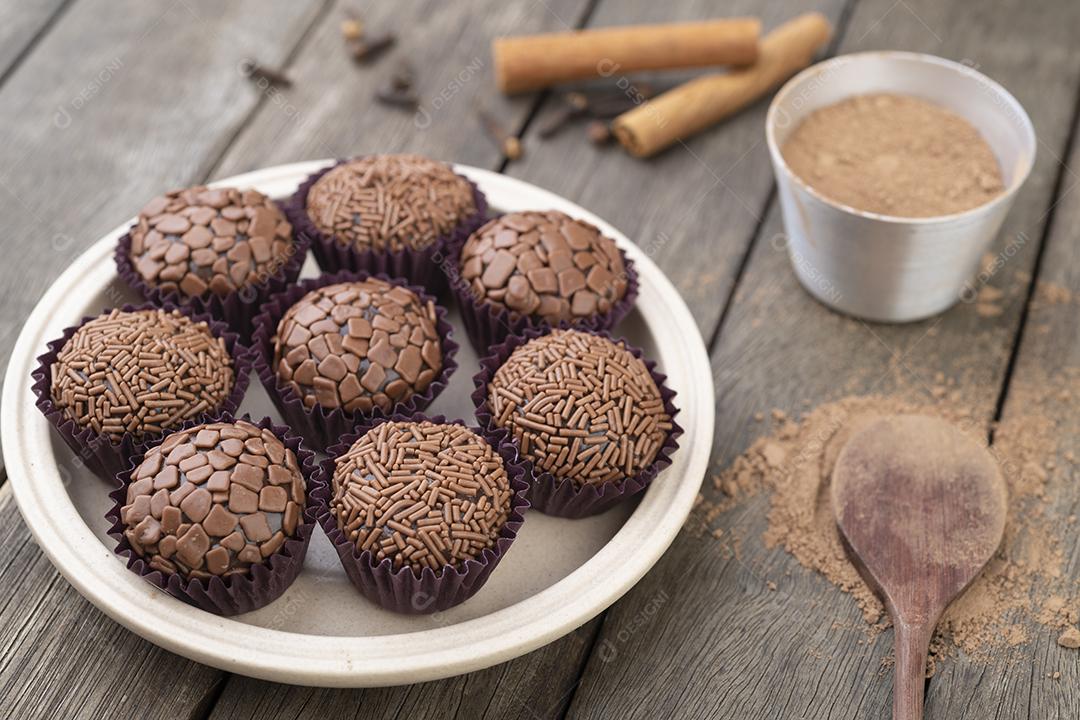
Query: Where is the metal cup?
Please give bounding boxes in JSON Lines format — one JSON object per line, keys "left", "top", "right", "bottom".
{"left": 765, "top": 52, "right": 1036, "bottom": 322}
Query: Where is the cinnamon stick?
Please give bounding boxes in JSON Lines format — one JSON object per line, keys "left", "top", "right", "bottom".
{"left": 611, "top": 13, "right": 832, "bottom": 158}
{"left": 494, "top": 18, "right": 761, "bottom": 94}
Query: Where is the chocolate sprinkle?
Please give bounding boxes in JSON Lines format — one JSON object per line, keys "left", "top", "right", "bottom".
{"left": 305, "top": 154, "right": 477, "bottom": 253}
{"left": 488, "top": 329, "right": 671, "bottom": 486}
{"left": 120, "top": 420, "right": 306, "bottom": 580}
{"left": 49, "top": 309, "right": 234, "bottom": 440}
{"left": 273, "top": 279, "right": 443, "bottom": 413}
{"left": 128, "top": 185, "right": 294, "bottom": 299}
{"left": 460, "top": 210, "right": 628, "bottom": 324}
{"left": 329, "top": 420, "right": 511, "bottom": 574}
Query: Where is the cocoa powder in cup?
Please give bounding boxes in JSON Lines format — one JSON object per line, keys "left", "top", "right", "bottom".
{"left": 780, "top": 93, "right": 1004, "bottom": 218}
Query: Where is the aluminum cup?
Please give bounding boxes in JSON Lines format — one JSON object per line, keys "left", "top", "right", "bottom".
{"left": 765, "top": 52, "right": 1036, "bottom": 323}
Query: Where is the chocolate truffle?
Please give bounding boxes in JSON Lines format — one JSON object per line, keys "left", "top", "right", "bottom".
{"left": 120, "top": 421, "right": 306, "bottom": 580}
{"left": 306, "top": 154, "right": 477, "bottom": 253}
{"left": 128, "top": 185, "right": 293, "bottom": 298}
{"left": 329, "top": 421, "right": 511, "bottom": 573}
{"left": 50, "top": 308, "right": 234, "bottom": 440}
{"left": 460, "top": 210, "right": 628, "bottom": 324}
{"left": 273, "top": 279, "right": 443, "bottom": 413}
{"left": 487, "top": 329, "right": 671, "bottom": 486}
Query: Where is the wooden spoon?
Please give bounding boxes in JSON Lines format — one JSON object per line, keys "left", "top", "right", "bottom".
{"left": 831, "top": 414, "right": 1007, "bottom": 720}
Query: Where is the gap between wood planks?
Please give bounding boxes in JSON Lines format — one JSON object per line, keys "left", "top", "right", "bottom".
{"left": 0, "top": 0, "right": 76, "bottom": 90}
{"left": 988, "top": 78, "right": 1080, "bottom": 443}
{"left": 704, "top": 0, "right": 858, "bottom": 354}
{"left": 197, "top": 0, "right": 338, "bottom": 186}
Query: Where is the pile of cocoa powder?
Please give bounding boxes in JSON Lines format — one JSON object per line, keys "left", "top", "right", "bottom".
{"left": 781, "top": 93, "right": 1004, "bottom": 217}
{"left": 697, "top": 388, "right": 1080, "bottom": 673}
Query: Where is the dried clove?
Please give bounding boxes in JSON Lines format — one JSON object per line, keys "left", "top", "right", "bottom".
{"left": 350, "top": 32, "right": 396, "bottom": 64}
{"left": 538, "top": 86, "right": 657, "bottom": 140}
{"left": 389, "top": 60, "right": 416, "bottom": 91}
{"left": 374, "top": 60, "right": 419, "bottom": 110}
{"left": 375, "top": 88, "right": 419, "bottom": 110}
{"left": 340, "top": 7, "right": 365, "bottom": 42}
{"left": 537, "top": 92, "right": 590, "bottom": 138}
{"left": 583, "top": 84, "right": 656, "bottom": 118}
{"left": 341, "top": 18, "right": 364, "bottom": 41}
{"left": 477, "top": 109, "right": 523, "bottom": 161}
{"left": 239, "top": 59, "right": 292, "bottom": 87}
{"left": 586, "top": 120, "right": 612, "bottom": 145}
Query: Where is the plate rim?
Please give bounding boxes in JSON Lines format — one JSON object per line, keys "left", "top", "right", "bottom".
{"left": 2, "top": 160, "right": 714, "bottom": 687}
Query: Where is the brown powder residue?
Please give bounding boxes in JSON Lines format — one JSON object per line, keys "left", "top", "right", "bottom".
{"left": 781, "top": 93, "right": 1004, "bottom": 217}
{"left": 705, "top": 391, "right": 1080, "bottom": 670}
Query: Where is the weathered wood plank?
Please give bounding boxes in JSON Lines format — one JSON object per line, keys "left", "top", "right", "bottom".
{"left": 208, "top": 619, "right": 599, "bottom": 720}
{"left": 0, "top": 0, "right": 330, "bottom": 437}
{"left": 212, "top": 0, "right": 585, "bottom": 177}
{"left": 563, "top": 0, "right": 1080, "bottom": 717}
{"left": 0, "top": 0, "right": 70, "bottom": 83}
{"left": 504, "top": 0, "right": 849, "bottom": 337}
{"left": 0, "top": 1, "right": 329, "bottom": 716}
{"left": 0, "top": 482, "right": 224, "bottom": 720}
{"left": 923, "top": 85, "right": 1080, "bottom": 720}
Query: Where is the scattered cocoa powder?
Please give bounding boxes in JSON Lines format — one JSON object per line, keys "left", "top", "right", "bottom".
{"left": 781, "top": 93, "right": 1004, "bottom": 218}
{"left": 1057, "top": 627, "right": 1080, "bottom": 649}
{"left": 699, "top": 389, "right": 1080, "bottom": 673}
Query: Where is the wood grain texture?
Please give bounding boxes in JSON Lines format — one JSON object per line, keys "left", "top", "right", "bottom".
{"left": 0, "top": 0, "right": 330, "bottom": 453}
{"left": 211, "top": 0, "right": 588, "bottom": 178}
{"left": 0, "top": 0, "right": 70, "bottom": 82}
{"left": 0, "top": 0, "right": 600, "bottom": 716}
{"left": 0, "top": 483, "right": 224, "bottom": 720}
{"left": 923, "top": 59, "right": 1080, "bottom": 720}
{"left": 563, "top": 0, "right": 1080, "bottom": 717}
{"left": 0, "top": 1, "right": 327, "bottom": 717}
{"left": 504, "top": 0, "right": 849, "bottom": 336}
{"left": 208, "top": 620, "right": 599, "bottom": 720}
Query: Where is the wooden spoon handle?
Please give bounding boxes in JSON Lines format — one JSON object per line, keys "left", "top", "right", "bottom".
{"left": 893, "top": 621, "right": 932, "bottom": 720}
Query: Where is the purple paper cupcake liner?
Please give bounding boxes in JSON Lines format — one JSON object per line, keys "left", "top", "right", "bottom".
{"left": 114, "top": 198, "right": 310, "bottom": 344}
{"left": 471, "top": 325, "right": 681, "bottom": 518}
{"left": 282, "top": 158, "right": 488, "bottom": 297}
{"left": 31, "top": 302, "right": 252, "bottom": 485}
{"left": 310, "top": 411, "right": 529, "bottom": 614}
{"left": 105, "top": 413, "right": 317, "bottom": 616}
{"left": 251, "top": 269, "right": 460, "bottom": 453}
{"left": 446, "top": 222, "right": 639, "bottom": 354}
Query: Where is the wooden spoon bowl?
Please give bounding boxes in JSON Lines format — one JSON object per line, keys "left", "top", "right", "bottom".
{"left": 832, "top": 414, "right": 1007, "bottom": 720}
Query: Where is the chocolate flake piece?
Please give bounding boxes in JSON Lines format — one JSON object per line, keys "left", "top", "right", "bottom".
{"left": 330, "top": 421, "right": 511, "bottom": 575}
{"left": 305, "top": 155, "right": 476, "bottom": 253}
{"left": 460, "top": 211, "right": 627, "bottom": 325}
{"left": 49, "top": 308, "right": 234, "bottom": 440}
{"left": 272, "top": 279, "right": 442, "bottom": 413}
{"left": 488, "top": 329, "right": 671, "bottom": 487}
{"left": 128, "top": 185, "right": 293, "bottom": 299}
{"left": 120, "top": 421, "right": 305, "bottom": 580}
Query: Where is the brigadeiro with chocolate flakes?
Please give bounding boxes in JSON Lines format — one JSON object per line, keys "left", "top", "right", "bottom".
{"left": 107, "top": 416, "right": 316, "bottom": 616}
{"left": 251, "top": 270, "right": 458, "bottom": 451}
{"left": 311, "top": 414, "right": 528, "bottom": 613}
{"left": 115, "top": 185, "right": 308, "bottom": 341}
{"left": 473, "top": 327, "right": 680, "bottom": 518}
{"left": 32, "top": 305, "right": 250, "bottom": 484}
{"left": 283, "top": 154, "right": 487, "bottom": 292}
{"left": 450, "top": 210, "right": 638, "bottom": 352}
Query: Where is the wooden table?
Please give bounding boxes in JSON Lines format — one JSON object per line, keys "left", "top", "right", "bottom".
{"left": 2, "top": 1, "right": 1078, "bottom": 717}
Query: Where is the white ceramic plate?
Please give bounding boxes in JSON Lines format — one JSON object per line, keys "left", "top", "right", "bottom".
{"left": 3, "top": 161, "right": 713, "bottom": 687}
